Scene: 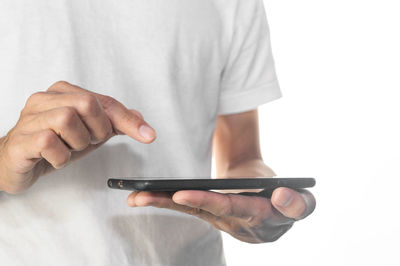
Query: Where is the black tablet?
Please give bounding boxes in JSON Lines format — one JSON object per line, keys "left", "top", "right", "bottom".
{"left": 107, "top": 177, "right": 316, "bottom": 192}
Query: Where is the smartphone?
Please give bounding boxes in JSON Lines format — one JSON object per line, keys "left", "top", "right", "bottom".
{"left": 107, "top": 177, "right": 316, "bottom": 192}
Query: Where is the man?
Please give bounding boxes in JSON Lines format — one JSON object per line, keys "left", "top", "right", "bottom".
{"left": 0, "top": 0, "right": 315, "bottom": 265}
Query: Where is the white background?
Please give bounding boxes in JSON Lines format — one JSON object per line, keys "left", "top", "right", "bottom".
{"left": 221, "top": 0, "right": 400, "bottom": 265}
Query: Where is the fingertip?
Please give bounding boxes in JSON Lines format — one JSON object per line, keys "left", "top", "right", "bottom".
{"left": 172, "top": 191, "right": 189, "bottom": 205}
{"left": 133, "top": 193, "right": 152, "bottom": 206}
{"left": 172, "top": 190, "right": 204, "bottom": 207}
{"left": 271, "top": 188, "right": 315, "bottom": 220}
{"left": 138, "top": 124, "right": 157, "bottom": 143}
{"left": 100, "top": 98, "right": 156, "bottom": 143}
{"left": 172, "top": 198, "right": 188, "bottom": 206}
{"left": 127, "top": 193, "right": 137, "bottom": 207}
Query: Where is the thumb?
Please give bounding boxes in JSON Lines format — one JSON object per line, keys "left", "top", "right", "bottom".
{"left": 271, "top": 188, "right": 316, "bottom": 221}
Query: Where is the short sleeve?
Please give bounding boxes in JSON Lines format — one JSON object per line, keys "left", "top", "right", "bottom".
{"left": 218, "top": 0, "right": 282, "bottom": 115}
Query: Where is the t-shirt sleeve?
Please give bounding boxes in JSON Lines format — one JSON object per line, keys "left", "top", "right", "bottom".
{"left": 218, "top": 0, "right": 282, "bottom": 115}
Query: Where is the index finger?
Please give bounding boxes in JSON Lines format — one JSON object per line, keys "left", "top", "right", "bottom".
{"left": 47, "top": 81, "right": 156, "bottom": 143}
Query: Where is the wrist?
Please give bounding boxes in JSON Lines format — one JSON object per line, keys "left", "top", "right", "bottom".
{"left": 217, "top": 158, "right": 276, "bottom": 178}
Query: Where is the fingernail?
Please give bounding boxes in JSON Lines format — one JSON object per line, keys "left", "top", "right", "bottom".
{"left": 139, "top": 125, "right": 155, "bottom": 141}
{"left": 275, "top": 189, "right": 293, "bottom": 207}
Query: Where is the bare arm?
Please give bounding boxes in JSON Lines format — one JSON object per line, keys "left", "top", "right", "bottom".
{"left": 213, "top": 109, "right": 276, "bottom": 179}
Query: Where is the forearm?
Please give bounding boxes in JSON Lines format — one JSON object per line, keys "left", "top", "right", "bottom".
{"left": 213, "top": 110, "right": 262, "bottom": 177}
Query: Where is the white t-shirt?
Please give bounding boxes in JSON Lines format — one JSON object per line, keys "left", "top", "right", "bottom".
{"left": 0, "top": 0, "right": 281, "bottom": 265}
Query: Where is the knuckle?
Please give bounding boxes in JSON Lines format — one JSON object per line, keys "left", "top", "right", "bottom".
{"left": 84, "top": 129, "right": 92, "bottom": 143}
{"left": 78, "top": 94, "right": 100, "bottom": 116}
{"left": 105, "top": 122, "right": 115, "bottom": 139}
{"left": 79, "top": 137, "right": 91, "bottom": 151}
{"left": 121, "top": 111, "right": 141, "bottom": 126}
{"left": 97, "top": 128, "right": 112, "bottom": 142}
{"left": 50, "top": 80, "right": 69, "bottom": 89}
{"left": 74, "top": 144, "right": 87, "bottom": 152}
{"left": 75, "top": 131, "right": 91, "bottom": 151}
{"left": 130, "top": 109, "right": 144, "bottom": 120}
{"left": 100, "top": 96, "right": 117, "bottom": 111}
{"left": 26, "top": 92, "right": 46, "bottom": 106}
{"left": 72, "top": 134, "right": 90, "bottom": 152}
{"left": 37, "top": 130, "right": 59, "bottom": 150}
{"left": 53, "top": 151, "right": 71, "bottom": 169}
{"left": 57, "top": 107, "right": 78, "bottom": 128}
